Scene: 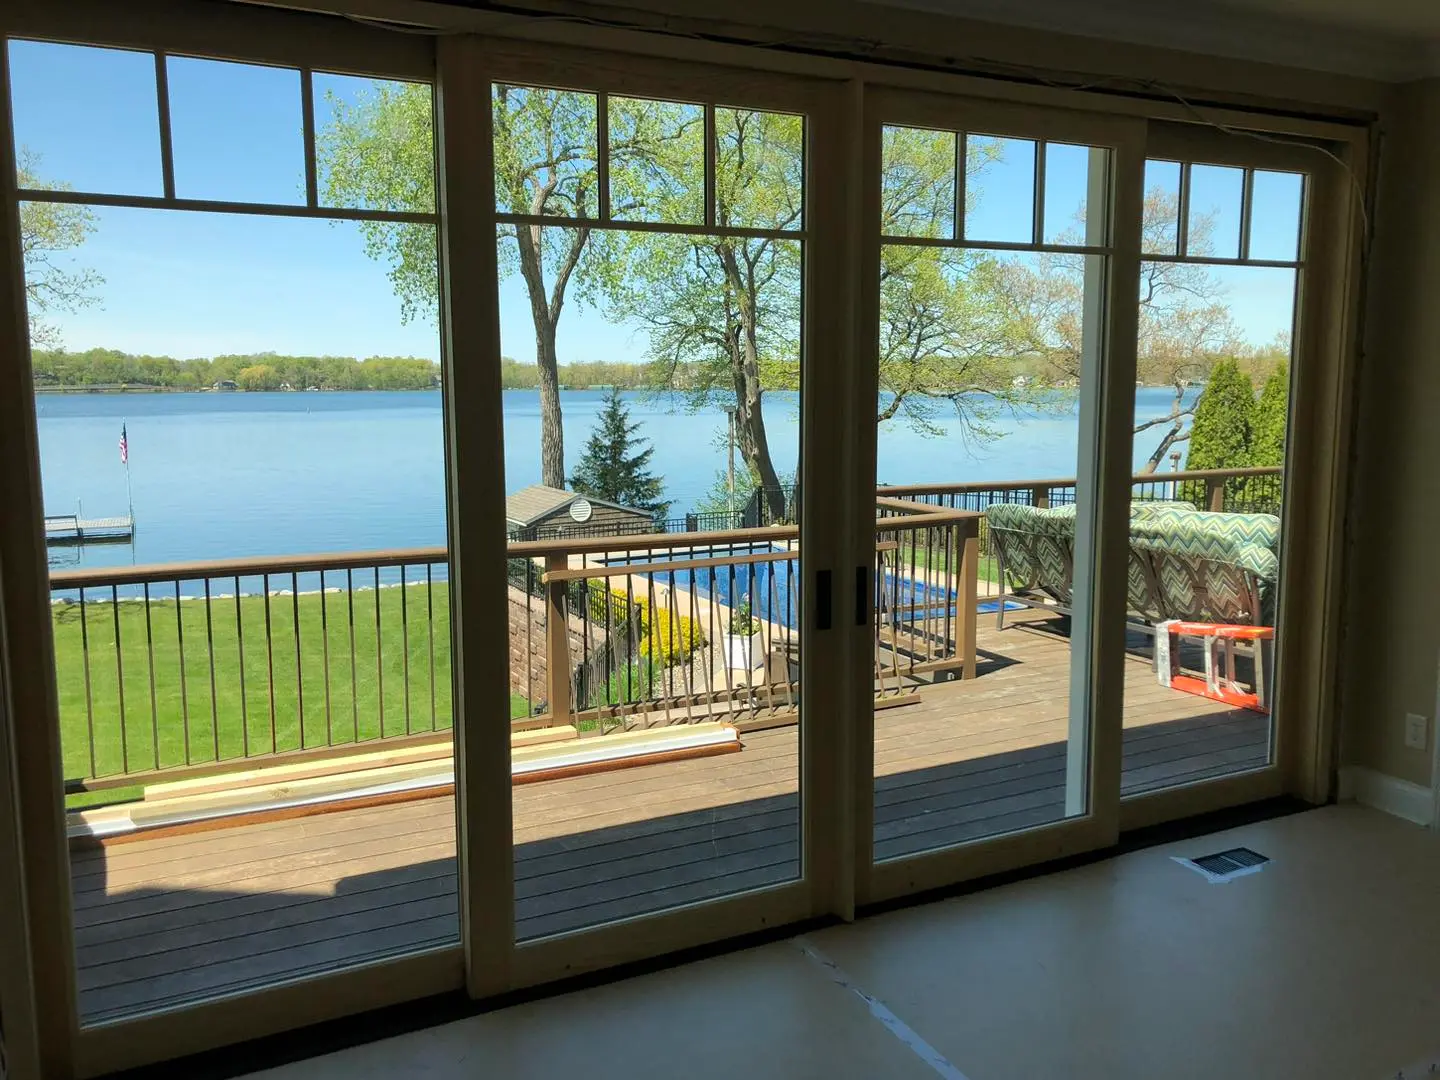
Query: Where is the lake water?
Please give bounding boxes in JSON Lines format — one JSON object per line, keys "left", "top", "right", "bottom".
{"left": 35, "top": 386, "right": 1195, "bottom": 570}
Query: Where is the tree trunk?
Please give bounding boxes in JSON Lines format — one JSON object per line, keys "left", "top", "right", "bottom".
{"left": 536, "top": 321, "right": 565, "bottom": 488}
{"left": 515, "top": 224, "right": 566, "bottom": 489}
{"left": 731, "top": 334, "right": 785, "bottom": 522}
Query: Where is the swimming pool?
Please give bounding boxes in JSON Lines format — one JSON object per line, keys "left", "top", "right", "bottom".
{"left": 605, "top": 543, "right": 969, "bottom": 632}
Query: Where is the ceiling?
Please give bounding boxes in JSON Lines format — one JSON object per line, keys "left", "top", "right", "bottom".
{"left": 875, "top": 0, "right": 1440, "bottom": 80}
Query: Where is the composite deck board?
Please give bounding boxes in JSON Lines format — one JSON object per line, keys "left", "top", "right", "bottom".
{"left": 69, "top": 621, "right": 1269, "bottom": 1022}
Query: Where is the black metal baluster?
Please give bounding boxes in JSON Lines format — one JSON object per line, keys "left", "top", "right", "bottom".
{"left": 143, "top": 583, "right": 159, "bottom": 769}
{"left": 204, "top": 578, "right": 219, "bottom": 762}
{"left": 78, "top": 588, "right": 96, "bottom": 779}
{"left": 293, "top": 571, "right": 304, "bottom": 749}
{"left": 347, "top": 568, "right": 358, "bottom": 741}
{"left": 401, "top": 564, "right": 411, "bottom": 735}
{"left": 175, "top": 580, "right": 190, "bottom": 765}
{"left": 427, "top": 563, "right": 437, "bottom": 731}
{"left": 235, "top": 578, "right": 249, "bottom": 758}
{"left": 263, "top": 573, "right": 277, "bottom": 755}
{"left": 320, "top": 569, "right": 333, "bottom": 746}
{"left": 375, "top": 566, "right": 384, "bottom": 738}
{"left": 112, "top": 584, "right": 128, "bottom": 774}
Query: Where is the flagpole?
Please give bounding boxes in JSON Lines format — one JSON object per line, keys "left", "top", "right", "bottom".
{"left": 122, "top": 418, "right": 133, "bottom": 524}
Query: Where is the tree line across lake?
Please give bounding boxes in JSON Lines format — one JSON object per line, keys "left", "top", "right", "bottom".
{"left": 30, "top": 348, "right": 660, "bottom": 392}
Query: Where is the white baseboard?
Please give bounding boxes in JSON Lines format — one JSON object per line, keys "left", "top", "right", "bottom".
{"left": 1337, "top": 766, "right": 1436, "bottom": 826}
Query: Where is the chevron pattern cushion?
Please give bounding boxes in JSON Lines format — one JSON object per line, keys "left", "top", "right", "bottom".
{"left": 1129, "top": 510, "right": 1280, "bottom": 624}
{"left": 986, "top": 503, "right": 1075, "bottom": 603}
{"left": 984, "top": 500, "right": 1280, "bottom": 626}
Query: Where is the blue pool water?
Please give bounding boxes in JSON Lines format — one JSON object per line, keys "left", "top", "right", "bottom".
{"left": 608, "top": 544, "right": 988, "bottom": 632}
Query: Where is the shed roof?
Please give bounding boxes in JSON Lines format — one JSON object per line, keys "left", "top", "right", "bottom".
{"left": 504, "top": 484, "right": 642, "bottom": 527}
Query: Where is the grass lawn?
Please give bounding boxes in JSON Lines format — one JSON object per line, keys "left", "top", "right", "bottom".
{"left": 52, "top": 581, "right": 528, "bottom": 795}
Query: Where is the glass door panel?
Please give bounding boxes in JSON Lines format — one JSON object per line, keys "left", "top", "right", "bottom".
{"left": 8, "top": 40, "right": 458, "bottom": 1025}
{"left": 1121, "top": 157, "right": 1304, "bottom": 798}
{"left": 870, "top": 114, "right": 1117, "bottom": 862}
{"left": 488, "top": 80, "right": 806, "bottom": 942}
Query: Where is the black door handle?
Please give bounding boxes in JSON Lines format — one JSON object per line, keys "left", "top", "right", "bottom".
{"left": 815, "top": 568, "right": 832, "bottom": 630}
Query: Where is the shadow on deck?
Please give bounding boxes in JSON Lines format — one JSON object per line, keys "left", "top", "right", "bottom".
{"left": 68, "top": 617, "right": 1270, "bottom": 1024}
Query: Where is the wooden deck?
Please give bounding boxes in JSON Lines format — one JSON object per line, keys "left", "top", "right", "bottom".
{"left": 67, "top": 618, "right": 1269, "bottom": 1024}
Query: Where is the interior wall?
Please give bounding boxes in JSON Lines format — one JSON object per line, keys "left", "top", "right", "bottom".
{"left": 1341, "top": 78, "right": 1440, "bottom": 788}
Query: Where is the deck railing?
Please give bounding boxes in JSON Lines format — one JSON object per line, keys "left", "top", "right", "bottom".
{"left": 50, "top": 466, "right": 1273, "bottom": 797}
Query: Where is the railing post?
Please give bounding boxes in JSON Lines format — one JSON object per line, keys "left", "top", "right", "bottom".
{"left": 544, "top": 552, "right": 572, "bottom": 721}
{"left": 959, "top": 529, "right": 979, "bottom": 680}
{"left": 1205, "top": 476, "right": 1225, "bottom": 512}
{"left": 1030, "top": 484, "right": 1050, "bottom": 509}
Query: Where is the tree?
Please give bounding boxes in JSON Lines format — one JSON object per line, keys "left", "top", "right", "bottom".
{"left": 1250, "top": 362, "right": 1289, "bottom": 468}
{"left": 320, "top": 85, "right": 695, "bottom": 489}
{"left": 569, "top": 388, "right": 670, "bottom": 517}
{"left": 17, "top": 150, "right": 103, "bottom": 348}
{"left": 1011, "top": 187, "right": 1244, "bottom": 471}
{"left": 235, "top": 363, "right": 279, "bottom": 391}
{"left": 1183, "top": 358, "right": 1254, "bottom": 503}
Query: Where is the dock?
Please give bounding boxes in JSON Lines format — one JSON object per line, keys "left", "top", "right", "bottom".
{"left": 45, "top": 515, "right": 134, "bottom": 546}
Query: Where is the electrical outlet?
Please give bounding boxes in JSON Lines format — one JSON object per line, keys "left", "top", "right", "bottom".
{"left": 1405, "top": 713, "right": 1429, "bottom": 751}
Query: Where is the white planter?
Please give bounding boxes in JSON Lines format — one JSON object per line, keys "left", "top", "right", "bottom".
{"left": 722, "top": 632, "right": 762, "bottom": 672}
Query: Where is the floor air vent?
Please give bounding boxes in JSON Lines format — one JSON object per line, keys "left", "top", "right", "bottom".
{"left": 1176, "top": 846, "right": 1270, "bottom": 883}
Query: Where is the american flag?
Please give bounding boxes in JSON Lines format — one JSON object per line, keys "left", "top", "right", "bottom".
{"left": 119, "top": 424, "right": 128, "bottom": 466}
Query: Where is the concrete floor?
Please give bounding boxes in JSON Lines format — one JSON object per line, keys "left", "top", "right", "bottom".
{"left": 248, "top": 804, "right": 1440, "bottom": 1080}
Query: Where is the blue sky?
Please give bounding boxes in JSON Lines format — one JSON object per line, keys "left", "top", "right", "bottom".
{"left": 11, "top": 39, "right": 1299, "bottom": 363}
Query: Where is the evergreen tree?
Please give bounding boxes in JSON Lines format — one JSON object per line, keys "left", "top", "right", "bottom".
{"left": 570, "top": 389, "right": 671, "bottom": 517}
{"left": 1182, "top": 358, "right": 1255, "bottom": 505}
{"left": 1250, "top": 363, "right": 1289, "bottom": 467}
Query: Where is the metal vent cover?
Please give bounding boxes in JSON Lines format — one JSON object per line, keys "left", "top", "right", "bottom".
{"left": 1177, "top": 846, "right": 1270, "bottom": 882}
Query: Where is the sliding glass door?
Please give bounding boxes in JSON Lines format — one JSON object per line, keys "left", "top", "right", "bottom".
{"left": 444, "top": 39, "right": 852, "bottom": 992}
{"left": 0, "top": 10, "right": 1362, "bottom": 1072}
{"left": 854, "top": 89, "right": 1146, "bottom": 901}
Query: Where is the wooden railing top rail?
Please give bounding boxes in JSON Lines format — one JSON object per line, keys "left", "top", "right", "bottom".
{"left": 50, "top": 546, "right": 449, "bottom": 590}
{"left": 878, "top": 465, "right": 1282, "bottom": 498}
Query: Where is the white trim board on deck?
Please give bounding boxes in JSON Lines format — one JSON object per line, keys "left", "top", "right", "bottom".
{"left": 70, "top": 723, "right": 740, "bottom": 841}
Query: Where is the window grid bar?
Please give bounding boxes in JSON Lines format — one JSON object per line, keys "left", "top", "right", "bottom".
{"left": 16, "top": 187, "right": 438, "bottom": 224}
{"left": 879, "top": 234, "right": 1113, "bottom": 257}
{"left": 954, "top": 132, "right": 966, "bottom": 242}
{"left": 154, "top": 52, "right": 176, "bottom": 201}
{"left": 301, "top": 68, "right": 318, "bottom": 209}
{"left": 597, "top": 91, "right": 611, "bottom": 223}
{"left": 1176, "top": 161, "right": 1191, "bottom": 257}
{"left": 1032, "top": 139, "right": 1046, "bottom": 246}
{"left": 495, "top": 210, "right": 803, "bottom": 241}
{"left": 1239, "top": 167, "right": 1255, "bottom": 262}
{"left": 1142, "top": 252, "right": 1304, "bottom": 270}
{"left": 704, "top": 103, "right": 717, "bottom": 230}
